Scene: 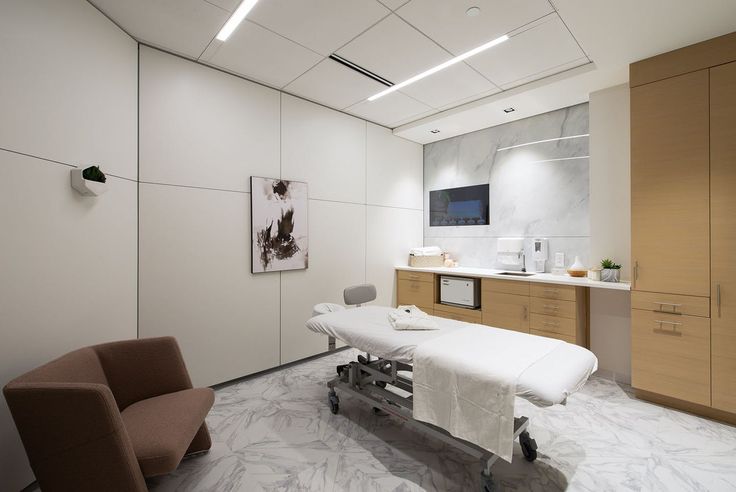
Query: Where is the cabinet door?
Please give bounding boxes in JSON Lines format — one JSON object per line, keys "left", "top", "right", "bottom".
{"left": 481, "top": 291, "right": 529, "bottom": 333}
{"left": 631, "top": 70, "right": 710, "bottom": 296}
{"left": 711, "top": 61, "right": 736, "bottom": 413}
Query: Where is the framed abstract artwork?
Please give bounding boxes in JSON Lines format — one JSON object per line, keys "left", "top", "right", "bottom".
{"left": 250, "top": 176, "right": 308, "bottom": 273}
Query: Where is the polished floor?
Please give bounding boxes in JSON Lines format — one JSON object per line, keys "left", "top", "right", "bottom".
{"left": 149, "top": 349, "right": 736, "bottom": 492}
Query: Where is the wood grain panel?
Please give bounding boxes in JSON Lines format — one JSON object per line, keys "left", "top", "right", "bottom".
{"left": 434, "top": 304, "right": 482, "bottom": 324}
{"left": 631, "top": 69, "right": 710, "bottom": 296}
{"left": 397, "top": 279, "right": 434, "bottom": 307}
{"left": 397, "top": 270, "right": 434, "bottom": 283}
{"left": 529, "top": 313, "right": 576, "bottom": 337}
{"left": 530, "top": 282, "right": 576, "bottom": 301}
{"left": 631, "top": 309, "right": 710, "bottom": 406}
{"left": 630, "top": 31, "right": 736, "bottom": 87}
{"left": 482, "top": 278, "right": 529, "bottom": 296}
{"left": 631, "top": 291, "right": 710, "bottom": 318}
{"left": 530, "top": 297, "right": 576, "bottom": 319}
{"left": 530, "top": 329, "right": 575, "bottom": 344}
{"left": 711, "top": 61, "right": 736, "bottom": 413}
{"left": 481, "top": 291, "right": 529, "bottom": 333}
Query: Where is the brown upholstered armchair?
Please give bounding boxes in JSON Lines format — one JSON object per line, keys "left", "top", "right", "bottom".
{"left": 3, "top": 337, "right": 214, "bottom": 492}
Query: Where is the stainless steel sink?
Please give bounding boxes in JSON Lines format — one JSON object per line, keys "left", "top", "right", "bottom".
{"left": 498, "top": 271, "right": 536, "bottom": 277}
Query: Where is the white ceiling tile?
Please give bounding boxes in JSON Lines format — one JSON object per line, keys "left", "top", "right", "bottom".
{"left": 88, "top": 0, "right": 228, "bottom": 59}
{"left": 377, "top": 0, "right": 411, "bottom": 10}
{"left": 284, "top": 58, "right": 387, "bottom": 110}
{"left": 337, "top": 14, "right": 451, "bottom": 84}
{"left": 346, "top": 91, "right": 432, "bottom": 127}
{"left": 400, "top": 62, "right": 498, "bottom": 109}
{"left": 499, "top": 57, "right": 591, "bottom": 90}
{"left": 205, "top": 0, "right": 240, "bottom": 11}
{"left": 397, "top": 0, "right": 553, "bottom": 55}
{"left": 467, "top": 15, "right": 586, "bottom": 87}
{"left": 204, "top": 21, "right": 323, "bottom": 88}
{"left": 246, "top": 0, "right": 390, "bottom": 56}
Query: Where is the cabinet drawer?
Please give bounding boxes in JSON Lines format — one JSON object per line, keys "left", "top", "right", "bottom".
{"left": 481, "top": 291, "right": 529, "bottom": 333}
{"left": 530, "top": 297, "right": 576, "bottom": 319}
{"left": 530, "top": 313, "right": 576, "bottom": 337}
{"left": 397, "top": 270, "right": 434, "bottom": 283}
{"left": 530, "top": 283, "right": 577, "bottom": 301}
{"left": 530, "top": 329, "right": 575, "bottom": 344}
{"left": 631, "top": 291, "right": 710, "bottom": 317}
{"left": 434, "top": 306, "right": 482, "bottom": 324}
{"left": 631, "top": 308, "right": 710, "bottom": 406}
{"left": 482, "top": 278, "right": 529, "bottom": 296}
{"left": 397, "top": 279, "right": 434, "bottom": 307}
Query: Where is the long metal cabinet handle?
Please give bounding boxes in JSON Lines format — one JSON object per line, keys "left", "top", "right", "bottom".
{"left": 717, "top": 284, "right": 721, "bottom": 318}
{"left": 654, "top": 319, "right": 682, "bottom": 326}
{"left": 634, "top": 261, "right": 639, "bottom": 287}
{"left": 523, "top": 306, "right": 528, "bottom": 320}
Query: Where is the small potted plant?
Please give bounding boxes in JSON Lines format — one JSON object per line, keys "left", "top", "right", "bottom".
{"left": 71, "top": 165, "right": 107, "bottom": 196}
{"left": 600, "top": 258, "right": 622, "bottom": 282}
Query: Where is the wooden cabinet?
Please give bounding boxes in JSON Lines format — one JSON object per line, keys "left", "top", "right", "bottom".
{"left": 711, "top": 60, "right": 736, "bottom": 413}
{"left": 631, "top": 309, "right": 711, "bottom": 406}
{"left": 529, "top": 284, "right": 586, "bottom": 346}
{"left": 433, "top": 303, "right": 482, "bottom": 324}
{"left": 396, "top": 271, "right": 435, "bottom": 313}
{"left": 481, "top": 290, "right": 529, "bottom": 333}
{"left": 631, "top": 69, "right": 711, "bottom": 297}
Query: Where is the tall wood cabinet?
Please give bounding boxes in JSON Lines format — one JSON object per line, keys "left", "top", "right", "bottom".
{"left": 630, "top": 32, "right": 736, "bottom": 421}
{"left": 711, "top": 61, "right": 736, "bottom": 414}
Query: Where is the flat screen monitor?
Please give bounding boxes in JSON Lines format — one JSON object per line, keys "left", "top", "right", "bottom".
{"left": 429, "top": 184, "right": 489, "bottom": 226}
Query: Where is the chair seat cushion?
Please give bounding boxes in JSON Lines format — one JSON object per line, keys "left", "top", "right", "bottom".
{"left": 121, "top": 388, "right": 214, "bottom": 477}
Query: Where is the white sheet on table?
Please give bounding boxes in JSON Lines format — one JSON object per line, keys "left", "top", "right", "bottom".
{"left": 305, "top": 306, "right": 597, "bottom": 407}
{"left": 412, "top": 324, "right": 562, "bottom": 462}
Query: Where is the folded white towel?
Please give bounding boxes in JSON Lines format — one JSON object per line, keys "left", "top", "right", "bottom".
{"left": 388, "top": 305, "right": 439, "bottom": 331}
{"left": 409, "top": 246, "right": 443, "bottom": 257}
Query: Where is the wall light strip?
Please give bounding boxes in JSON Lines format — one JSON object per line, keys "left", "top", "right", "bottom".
{"left": 216, "top": 0, "right": 259, "bottom": 42}
{"left": 527, "top": 156, "right": 589, "bottom": 164}
{"left": 496, "top": 133, "right": 589, "bottom": 152}
{"left": 367, "top": 34, "right": 509, "bottom": 102}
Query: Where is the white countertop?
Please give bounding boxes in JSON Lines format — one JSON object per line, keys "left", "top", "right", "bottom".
{"left": 396, "top": 265, "right": 631, "bottom": 291}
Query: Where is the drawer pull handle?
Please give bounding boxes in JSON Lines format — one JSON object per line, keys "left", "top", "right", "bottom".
{"left": 543, "top": 304, "right": 559, "bottom": 310}
{"left": 543, "top": 321, "right": 559, "bottom": 327}
{"left": 654, "top": 319, "right": 682, "bottom": 326}
{"left": 653, "top": 319, "right": 682, "bottom": 336}
{"left": 544, "top": 289, "right": 559, "bottom": 293}
{"left": 654, "top": 302, "right": 682, "bottom": 307}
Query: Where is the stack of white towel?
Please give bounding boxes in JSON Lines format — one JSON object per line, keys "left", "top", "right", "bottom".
{"left": 388, "top": 305, "right": 439, "bottom": 331}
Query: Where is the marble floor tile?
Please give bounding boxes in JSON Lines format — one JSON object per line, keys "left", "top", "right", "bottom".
{"left": 150, "top": 349, "right": 736, "bottom": 492}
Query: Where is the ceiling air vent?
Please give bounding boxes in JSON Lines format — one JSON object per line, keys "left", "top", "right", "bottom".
{"left": 329, "top": 54, "right": 394, "bottom": 88}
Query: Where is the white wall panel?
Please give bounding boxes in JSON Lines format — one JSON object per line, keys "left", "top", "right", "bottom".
{"left": 367, "top": 123, "right": 423, "bottom": 210}
{"left": 140, "top": 47, "right": 280, "bottom": 191}
{"left": 281, "top": 94, "right": 366, "bottom": 203}
{"left": 366, "top": 206, "right": 423, "bottom": 308}
{"left": 138, "top": 183, "right": 280, "bottom": 387}
{"left": 0, "top": 0, "right": 138, "bottom": 180}
{"left": 280, "top": 200, "right": 366, "bottom": 364}
{"left": 0, "top": 152, "right": 137, "bottom": 490}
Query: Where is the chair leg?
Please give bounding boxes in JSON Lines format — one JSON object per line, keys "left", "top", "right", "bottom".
{"left": 185, "top": 423, "right": 212, "bottom": 455}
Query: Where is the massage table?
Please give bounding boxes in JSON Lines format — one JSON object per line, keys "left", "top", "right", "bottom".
{"left": 306, "top": 305, "right": 598, "bottom": 492}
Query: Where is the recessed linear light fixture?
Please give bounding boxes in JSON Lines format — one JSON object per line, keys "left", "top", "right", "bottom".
{"left": 496, "top": 133, "right": 590, "bottom": 152}
{"left": 216, "top": 0, "right": 259, "bottom": 42}
{"left": 329, "top": 54, "right": 394, "bottom": 87}
{"left": 367, "top": 34, "right": 509, "bottom": 102}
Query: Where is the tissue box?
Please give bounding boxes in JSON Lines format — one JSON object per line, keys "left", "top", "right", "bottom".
{"left": 409, "top": 254, "right": 445, "bottom": 267}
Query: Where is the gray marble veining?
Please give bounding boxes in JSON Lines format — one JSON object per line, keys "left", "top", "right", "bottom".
{"left": 149, "top": 348, "right": 736, "bottom": 492}
{"left": 424, "top": 104, "right": 591, "bottom": 271}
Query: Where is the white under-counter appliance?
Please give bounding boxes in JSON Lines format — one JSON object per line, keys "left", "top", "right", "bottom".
{"left": 440, "top": 276, "right": 480, "bottom": 308}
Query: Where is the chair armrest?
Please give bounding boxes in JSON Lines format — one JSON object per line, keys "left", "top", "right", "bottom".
{"left": 94, "top": 336, "right": 194, "bottom": 410}
{"left": 3, "top": 382, "right": 146, "bottom": 490}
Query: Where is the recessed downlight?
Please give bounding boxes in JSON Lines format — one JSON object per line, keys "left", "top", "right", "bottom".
{"left": 430, "top": 129, "right": 441, "bottom": 134}
{"left": 466, "top": 6, "right": 481, "bottom": 17}
{"left": 503, "top": 107, "right": 515, "bottom": 113}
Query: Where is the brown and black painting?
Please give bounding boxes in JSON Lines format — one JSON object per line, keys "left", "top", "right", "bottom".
{"left": 251, "top": 177, "right": 308, "bottom": 273}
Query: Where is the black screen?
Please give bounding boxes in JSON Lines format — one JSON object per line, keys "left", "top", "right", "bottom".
{"left": 429, "top": 184, "right": 489, "bottom": 227}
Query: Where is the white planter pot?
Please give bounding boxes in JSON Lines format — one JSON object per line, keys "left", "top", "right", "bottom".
{"left": 71, "top": 167, "right": 107, "bottom": 196}
{"left": 601, "top": 268, "right": 621, "bottom": 282}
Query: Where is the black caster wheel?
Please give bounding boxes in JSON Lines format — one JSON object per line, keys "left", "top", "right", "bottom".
{"left": 328, "top": 391, "right": 340, "bottom": 415}
{"left": 519, "top": 431, "right": 538, "bottom": 462}
{"left": 375, "top": 380, "right": 387, "bottom": 388}
{"left": 481, "top": 471, "right": 495, "bottom": 492}
{"left": 372, "top": 407, "right": 389, "bottom": 416}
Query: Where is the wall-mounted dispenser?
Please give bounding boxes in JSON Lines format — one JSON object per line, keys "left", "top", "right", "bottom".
{"left": 532, "top": 238, "right": 548, "bottom": 272}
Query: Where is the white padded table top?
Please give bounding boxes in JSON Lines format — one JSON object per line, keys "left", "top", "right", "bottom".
{"left": 307, "top": 306, "right": 598, "bottom": 407}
